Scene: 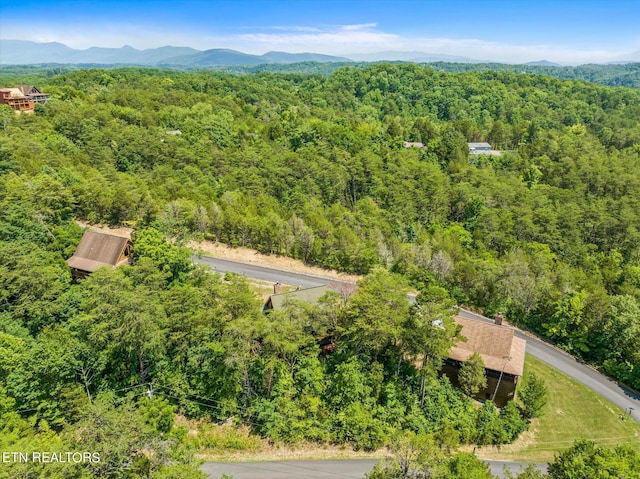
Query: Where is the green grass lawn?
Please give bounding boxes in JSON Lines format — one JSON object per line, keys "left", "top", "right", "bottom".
{"left": 478, "top": 354, "right": 640, "bottom": 463}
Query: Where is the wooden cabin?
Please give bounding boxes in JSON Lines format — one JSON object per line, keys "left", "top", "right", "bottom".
{"left": 0, "top": 85, "right": 49, "bottom": 111}
{"left": 442, "top": 315, "right": 526, "bottom": 406}
{"left": 67, "top": 230, "right": 132, "bottom": 278}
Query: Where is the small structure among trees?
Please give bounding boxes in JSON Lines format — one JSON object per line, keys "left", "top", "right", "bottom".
{"left": 468, "top": 142, "right": 501, "bottom": 156}
{"left": 263, "top": 285, "right": 330, "bottom": 311}
{"left": 443, "top": 316, "right": 526, "bottom": 405}
{"left": 0, "top": 85, "right": 50, "bottom": 111}
{"left": 403, "top": 141, "right": 426, "bottom": 149}
{"left": 66, "top": 230, "right": 132, "bottom": 278}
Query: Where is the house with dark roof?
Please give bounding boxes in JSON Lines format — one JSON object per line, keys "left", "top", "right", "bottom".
{"left": 263, "top": 285, "right": 330, "bottom": 311}
{"left": 67, "top": 230, "right": 132, "bottom": 277}
{"left": 15, "top": 85, "right": 50, "bottom": 102}
{"left": 442, "top": 315, "right": 526, "bottom": 406}
{"left": 263, "top": 285, "right": 337, "bottom": 353}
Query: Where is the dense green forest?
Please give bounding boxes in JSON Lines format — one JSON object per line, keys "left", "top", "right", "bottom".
{"left": 2, "top": 60, "right": 640, "bottom": 87}
{"left": 219, "top": 61, "right": 640, "bottom": 88}
{"left": 423, "top": 62, "right": 640, "bottom": 88}
{"left": 1, "top": 64, "right": 640, "bottom": 477}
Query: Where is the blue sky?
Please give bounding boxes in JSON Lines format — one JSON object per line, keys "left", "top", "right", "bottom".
{"left": 1, "top": 0, "right": 639, "bottom": 64}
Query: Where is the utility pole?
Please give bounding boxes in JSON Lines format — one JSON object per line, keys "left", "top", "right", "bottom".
{"left": 492, "top": 354, "right": 511, "bottom": 402}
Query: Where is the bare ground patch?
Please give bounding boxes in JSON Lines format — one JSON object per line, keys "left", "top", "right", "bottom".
{"left": 188, "top": 240, "right": 361, "bottom": 284}
{"left": 74, "top": 221, "right": 133, "bottom": 238}
{"left": 474, "top": 421, "right": 541, "bottom": 461}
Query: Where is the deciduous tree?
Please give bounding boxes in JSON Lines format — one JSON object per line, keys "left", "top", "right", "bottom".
{"left": 458, "top": 352, "right": 487, "bottom": 397}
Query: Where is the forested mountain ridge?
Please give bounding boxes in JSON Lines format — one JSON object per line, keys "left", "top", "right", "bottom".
{"left": 217, "top": 61, "right": 640, "bottom": 88}
{"left": 2, "top": 57, "right": 640, "bottom": 88}
{"left": 423, "top": 61, "right": 640, "bottom": 88}
{"left": 1, "top": 64, "right": 640, "bottom": 477}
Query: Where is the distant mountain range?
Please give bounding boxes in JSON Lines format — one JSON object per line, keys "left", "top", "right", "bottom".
{"left": 0, "top": 40, "right": 489, "bottom": 66}
{"left": 1, "top": 40, "right": 638, "bottom": 67}
{"left": 347, "top": 51, "right": 485, "bottom": 63}
{"left": 0, "top": 40, "right": 352, "bottom": 66}
{"left": 524, "top": 60, "right": 561, "bottom": 67}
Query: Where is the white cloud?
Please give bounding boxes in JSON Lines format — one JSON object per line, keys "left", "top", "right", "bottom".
{"left": 340, "top": 23, "right": 378, "bottom": 31}
{"left": 403, "top": 37, "right": 632, "bottom": 64}
{"left": 235, "top": 28, "right": 398, "bottom": 54}
{"left": 225, "top": 23, "right": 634, "bottom": 63}
{"left": 1, "top": 23, "right": 216, "bottom": 50}
{"left": 268, "top": 26, "right": 323, "bottom": 32}
{"left": 229, "top": 23, "right": 399, "bottom": 55}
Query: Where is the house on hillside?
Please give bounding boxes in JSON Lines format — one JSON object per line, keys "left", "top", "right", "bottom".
{"left": 442, "top": 315, "right": 526, "bottom": 406}
{"left": 0, "top": 85, "right": 50, "bottom": 111}
{"left": 264, "top": 284, "right": 336, "bottom": 353}
{"left": 263, "top": 285, "right": 330, "bottom": 311}
{"left": 67, "top": 230, "right": 133, "bottom": 278}
{"left": 468, "top": 142, "right": 501, "bottom": 156}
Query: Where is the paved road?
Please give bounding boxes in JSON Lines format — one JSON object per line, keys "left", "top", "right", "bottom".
{"left": 194, "top": 255, "right": 353, "bottom": 290}
{"left": 201, "top": 459, "right": 546, "bottom": 479}
{"left": 194, "top": 254, "right": 640, "bottom": 424}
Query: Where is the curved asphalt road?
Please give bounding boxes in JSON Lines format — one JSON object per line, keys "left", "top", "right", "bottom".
{"left": 194, "top": 255, "right": 639, "bottom": 478}
{"left": 194, "top": 254, "right": 640, "bottom": 424}
{"left": 194, "top": 255, "right": 354, "bottom": 290}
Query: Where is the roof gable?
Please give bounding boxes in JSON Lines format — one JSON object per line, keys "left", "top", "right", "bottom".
{"left": 67, "top": 230, "right": 132, "bottom": 273}
{"left": 16, "top": 85, "right": 36, "bottom": 95}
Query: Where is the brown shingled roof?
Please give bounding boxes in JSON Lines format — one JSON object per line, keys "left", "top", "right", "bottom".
{"left": 449, "top": 316, "right": 526, "bottom": 377}
{"left": 67, "top": 230, "right": 132, "bottom": 273}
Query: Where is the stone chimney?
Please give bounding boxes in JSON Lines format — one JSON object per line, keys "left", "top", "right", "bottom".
{"left": 495, "top": 312, "right": 503, "bottom": 326}
{"left": 274, "top": 282, "right": 282, "bottom": 294}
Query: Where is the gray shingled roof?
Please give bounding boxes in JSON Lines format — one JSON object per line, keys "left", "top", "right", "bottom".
{"left": 265, "top": 285, "right": 330, "bottom": 310}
